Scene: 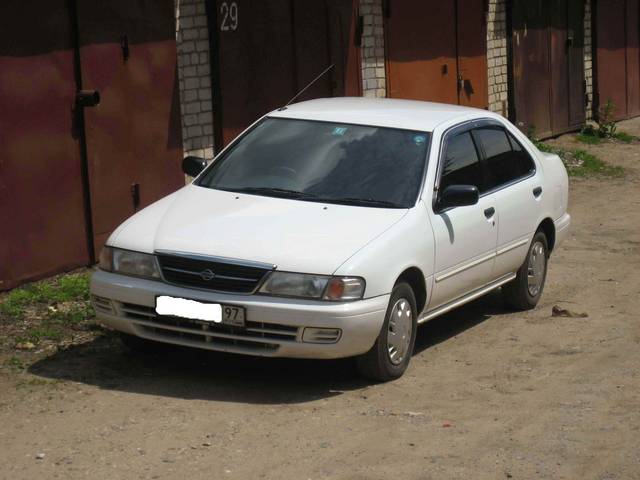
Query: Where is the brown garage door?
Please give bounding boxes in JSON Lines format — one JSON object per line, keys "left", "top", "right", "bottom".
{"left": 210, "top": 0, "right": 362, "bottom": 148}
{"left": 385, "top": 0, "right": 488, "bottom": 109}
{"left": 0, "top": 0, "right": 90, "bottom": 291}
{"left": 596, "top": 0, "right": 640, "bottom": 121}
{"left": 75, "top": 0, "right": 184, "bottom": 254}
{"left": 511, "top": 0, "right": 586, "bottom": 137}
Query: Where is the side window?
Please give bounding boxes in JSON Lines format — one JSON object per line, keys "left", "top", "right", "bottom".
{"left": 440, "top": 131, "right": 483, "bottom": 193}
{"left": 474, "top": 127, "right": 535, "bottom": 191}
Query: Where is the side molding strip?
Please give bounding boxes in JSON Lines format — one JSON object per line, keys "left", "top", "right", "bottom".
{"left": 435, "top": 252, "right": 497, "bottom": 283}
{"left": 496, "top": 238, "right": 529, "bottom": 256}
{"left": 419, "top": 273, "right": 516, "bottom": 324}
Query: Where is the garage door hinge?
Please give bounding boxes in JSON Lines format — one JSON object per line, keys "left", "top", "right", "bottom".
{"left": 131, "top": 182, "right": 140, "bottom": 210}
{"left": 355, "top": 15, "right": 364, "bottom": 46}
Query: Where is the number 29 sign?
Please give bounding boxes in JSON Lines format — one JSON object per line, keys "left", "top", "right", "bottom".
{"left": 220, "top": 1, "right": 238, "bottom": 31}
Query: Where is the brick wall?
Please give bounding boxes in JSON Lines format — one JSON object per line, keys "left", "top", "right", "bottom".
{"left": 584, "top": 0, "right": 593, "bottom": 120}
{"left": 359, "top": 0, "right": 386, "bottom": 97}
{"left": 175, "top": 0, "right": 215, "bottom": 162}
{"left": 487, "top": 0, "right": 508, "bottom": 116}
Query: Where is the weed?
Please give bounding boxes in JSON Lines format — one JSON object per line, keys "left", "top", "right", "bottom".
{"left": 3, "top": 356, "right": 25, "bottom": 370}
{"left": 596, "top": 99, "right": 618, "bottom": 138}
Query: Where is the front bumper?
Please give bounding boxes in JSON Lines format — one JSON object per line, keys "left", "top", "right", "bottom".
{"left": 90, "top": 270, "right": 388, "bottom": 359}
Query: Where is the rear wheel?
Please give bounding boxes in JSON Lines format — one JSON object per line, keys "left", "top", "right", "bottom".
{"left": 502, "top": 230, "right": 549, "bottom": 310}
{"left": 356, "top": 283, "right": 417, "bottom": 382}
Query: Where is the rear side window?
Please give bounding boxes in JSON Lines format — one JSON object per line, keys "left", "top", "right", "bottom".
{"left": 473, "top": 127, "right": 535, "bottom": 190}
{"left": 440, "top": 131, "right": 483, "bottom": 192}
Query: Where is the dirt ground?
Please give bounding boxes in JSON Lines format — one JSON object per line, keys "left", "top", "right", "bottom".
{"left": 1, "top": 120, "right": 640, "bottom": 480}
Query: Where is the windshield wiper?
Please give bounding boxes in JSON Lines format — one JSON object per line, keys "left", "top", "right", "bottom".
{"left": 226, "top": 187, "right": 317, "bottom": 199}
{"left": 222, "top": 187, "right": 402, "bottom": 208}
{"left": 317, "top": 197, "right": 403, "bottom": 208}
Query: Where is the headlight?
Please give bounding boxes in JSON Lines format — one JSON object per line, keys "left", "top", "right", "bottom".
{"left": 98, "top": 246, "right": 160, "bottom": 279}
{"left": 258, "top": 272, "right": 365, "bottom": 301}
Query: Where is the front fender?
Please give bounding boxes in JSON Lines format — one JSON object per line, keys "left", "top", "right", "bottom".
{"left": 333, "top": 203, "right": 434, "bottom": 300}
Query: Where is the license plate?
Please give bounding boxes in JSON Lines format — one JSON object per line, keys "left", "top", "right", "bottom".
{"left": 155, "top": 295, "right": 245, "bottom": 327}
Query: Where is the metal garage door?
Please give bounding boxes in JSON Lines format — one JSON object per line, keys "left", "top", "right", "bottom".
{"left": 596, "top": 0, "right": 640, "bottom": 120}
{"left": 511, "top": 0, "right": 586, "bottom": 137}
{"left": 0, "top": 0, "right": 90, "bottom": 290}
{"left": 0, "top": 0, "right": 183, "bottom": 290}
{"left": 385, "top": 0, "right": 488, "bottom": 109}
{"left": 209, "top": 0, "right": 362, "bottom": 148}
{"left": 75, "top": 0, "right": 184, "bottom": 254}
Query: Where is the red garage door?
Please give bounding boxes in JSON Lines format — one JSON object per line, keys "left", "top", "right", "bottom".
{"left": 385, "top": 0, "right": 488, "bottom": 109}
{"left": 0, "top": 0, "right": 183, "bottom": 290}
{"left": 76, "top": 0, "right": 184, "bottom": 254}
{"left": 0, "top": 0, "right": 90, "bottom": 290}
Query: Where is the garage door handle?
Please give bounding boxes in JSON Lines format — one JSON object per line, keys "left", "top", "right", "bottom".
{"left": 75, "top": 90, "right": 100, "bottom": 107}
{"left": 484, "top": 207, "right": 495, "bottom": 218}
{"left": 533, "top": 186, "right": 543, "bottom": 198}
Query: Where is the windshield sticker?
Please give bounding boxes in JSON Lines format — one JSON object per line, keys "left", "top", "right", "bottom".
{"left": 413, "top": 134, "right": 427, "bottom": 146}
{"left": 332, "top": 126, "right": 348, "bottom": 136}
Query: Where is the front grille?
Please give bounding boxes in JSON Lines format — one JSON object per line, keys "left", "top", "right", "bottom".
{"left": 92, "top": 295, "right": 115, "bottom": 315}
{"left": 118, "top": 302, "right": 298, "bottom": 353}
{"left": 156, "top": 253, "right": 272, "bottom": 294}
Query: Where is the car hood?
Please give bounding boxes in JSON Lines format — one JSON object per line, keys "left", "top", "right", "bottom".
{"left": 109, "top": 184, "right": 408, "bottom": 274}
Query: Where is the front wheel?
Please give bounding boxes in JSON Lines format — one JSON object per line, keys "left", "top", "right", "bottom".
{"left": 356, "top": 283, "right": 417, "bottom": 382}
{"left": 502, "top": 230, "right": 549, "bottom": 310}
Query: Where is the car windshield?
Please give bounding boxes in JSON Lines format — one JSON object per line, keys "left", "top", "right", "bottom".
{"left": 196, "top": 118, "right": 431, "bottom": 208}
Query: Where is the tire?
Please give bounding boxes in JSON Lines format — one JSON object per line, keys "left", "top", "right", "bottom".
{"left": 502, "top": 230, "right": 549, "bottom": 310}
{"left": 356, "top": 282, "right": 418, "bottom": 382}
{"left": 119, "top": 333, "right": 169, "bottom": 354}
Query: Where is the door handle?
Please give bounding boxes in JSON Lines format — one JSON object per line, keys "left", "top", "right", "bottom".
{"left": 533, "top": 186, "right": 543, "bottom": 198}
{"left": 75, "top": 90, "right": 100, "bottom": 107}
{"left": 484, "top": 207, "right": 495, "bottom": 218}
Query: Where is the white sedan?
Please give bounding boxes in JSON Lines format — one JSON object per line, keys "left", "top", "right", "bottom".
{"left": 91, "top": 98, "right": 570, "bottom": 381}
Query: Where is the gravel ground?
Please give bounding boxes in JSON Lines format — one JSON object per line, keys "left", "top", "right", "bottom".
{"left": 1, "top": 119, "right": 639, "bottom": 480}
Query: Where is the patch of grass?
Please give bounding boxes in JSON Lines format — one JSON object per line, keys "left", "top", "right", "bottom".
{"left": 532, "top": 137, "right": 624, "bottom": 178}
{"left": 15, "top": 377, "right": 60, "bottom": 389}
{"left": 612, "top": 131, "right": 636, "bottom": 143}
{"left": 570, "top": 150, "right": 625, "bottom": 178}
{"left": 0, "top": 272, "right": 90, "bottom": 318}
{"left": 576, "top": 133, "right": 602, "bottom": 145}
{"left": 0, "top": 271, "right": 96, "bottom": 347}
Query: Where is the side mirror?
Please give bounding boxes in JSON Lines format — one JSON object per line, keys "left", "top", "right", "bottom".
{"left": 182, "top": 156, "right": 207, "bottom": 177}
{"left": 438, "top": 185, "right": 479, "bottom": 211}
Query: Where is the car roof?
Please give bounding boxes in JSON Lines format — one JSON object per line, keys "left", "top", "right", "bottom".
{"left": 267, "top": 97, "right": 500, "bottom": 132}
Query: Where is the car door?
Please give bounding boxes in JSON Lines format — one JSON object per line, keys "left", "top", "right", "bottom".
{"left": 428, "top": 126, "right": 499, "bottom": 310}
{"left": 471, "top": 125, "right": 541, "bottom": 278}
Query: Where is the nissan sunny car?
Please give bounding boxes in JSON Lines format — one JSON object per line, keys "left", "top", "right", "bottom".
{"left": 91, "top": 98, "right": 570, "bottom": 381}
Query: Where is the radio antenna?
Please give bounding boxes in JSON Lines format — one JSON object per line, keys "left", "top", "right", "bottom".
{"left": 279, "top": 64, "right": 335, "bottom": 110}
